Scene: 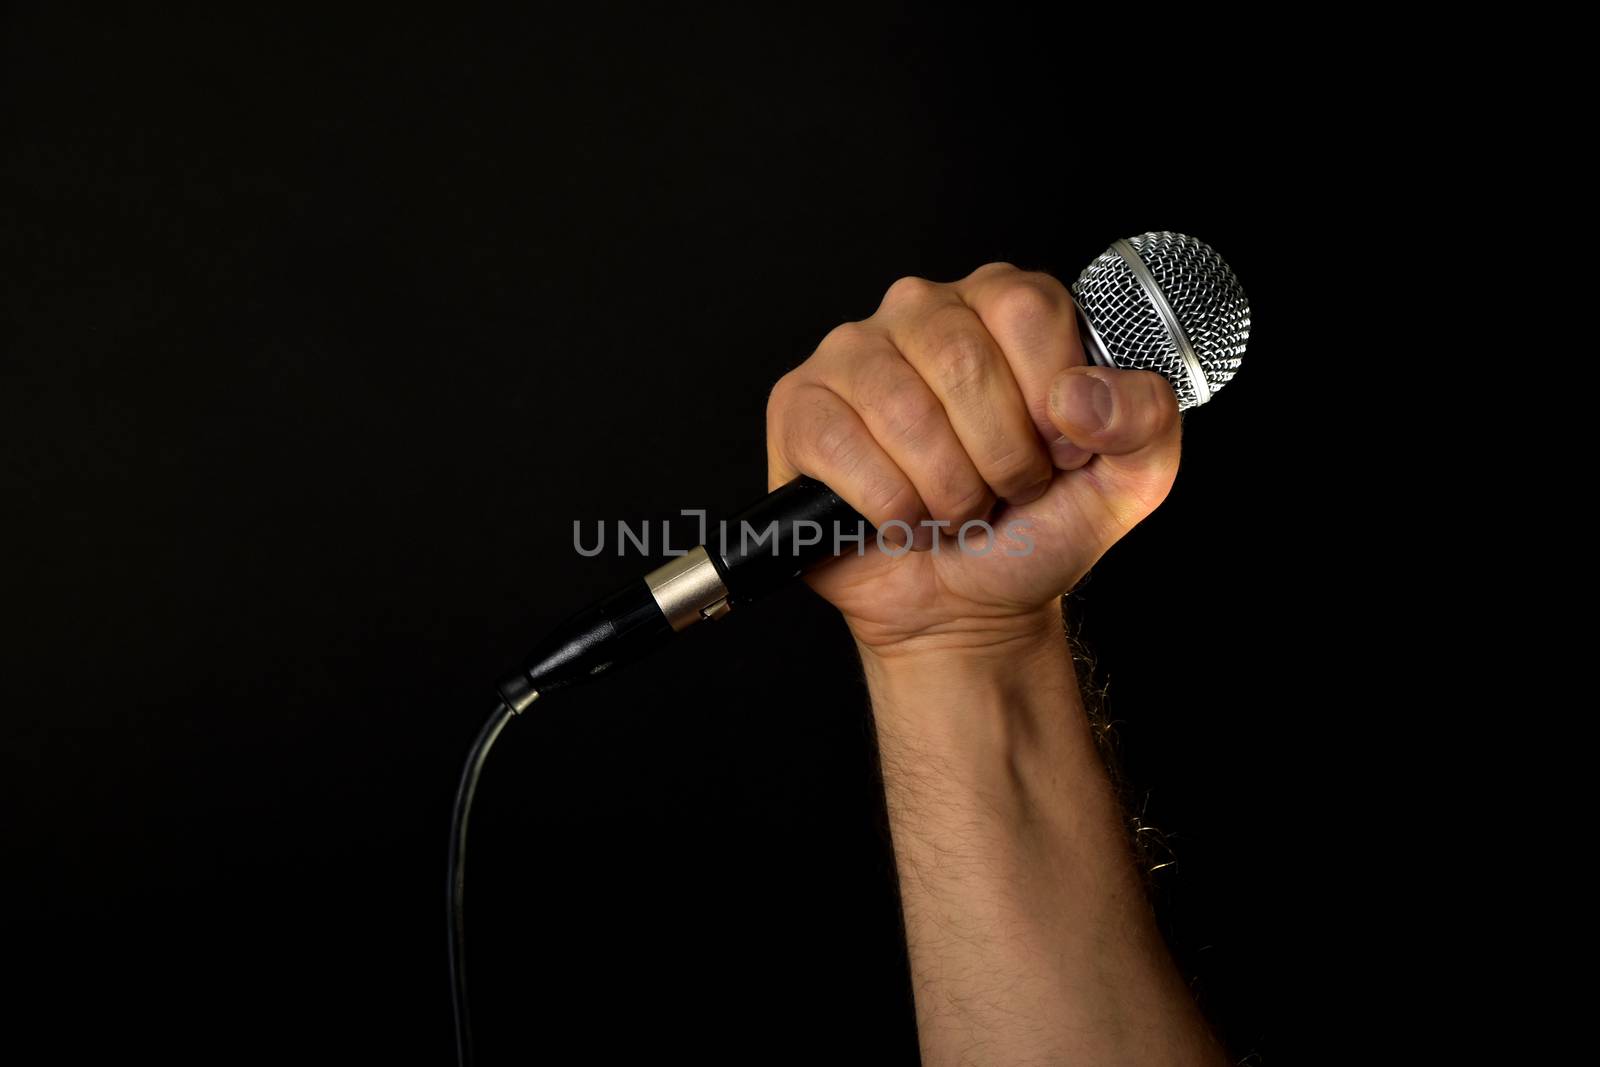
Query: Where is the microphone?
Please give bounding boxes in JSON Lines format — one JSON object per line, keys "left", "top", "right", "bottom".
{"left": 495, "top": 232, "right": 1251, "bottom": 711}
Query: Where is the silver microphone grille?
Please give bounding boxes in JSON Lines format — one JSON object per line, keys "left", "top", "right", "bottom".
{"left": 1071, "top": 232, "right": 1251, "bottom": 411}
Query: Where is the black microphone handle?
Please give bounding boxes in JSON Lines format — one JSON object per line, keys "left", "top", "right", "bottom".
{"left": 712, "top": 475, "right": 869, "bottom": 606}
{"left": 497, "top": 476, "right": 866, "bottom": 706}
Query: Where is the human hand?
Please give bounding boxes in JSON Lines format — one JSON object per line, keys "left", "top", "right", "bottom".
{"left": 765, "top": 263, "right": 1182, "bottom": 661}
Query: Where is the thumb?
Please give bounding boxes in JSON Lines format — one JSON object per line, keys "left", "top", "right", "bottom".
{"left": 1044, "top": 366, "right": 1182, "bottom": 530}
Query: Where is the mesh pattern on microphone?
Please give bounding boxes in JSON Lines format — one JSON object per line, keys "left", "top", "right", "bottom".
{"left": 1071, "top": 232, "right": 1251, "bottom": 410}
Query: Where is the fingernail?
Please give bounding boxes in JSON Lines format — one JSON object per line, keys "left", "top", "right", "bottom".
{"left": 1054, "top": 373, "right": 1113, "bottom": 432}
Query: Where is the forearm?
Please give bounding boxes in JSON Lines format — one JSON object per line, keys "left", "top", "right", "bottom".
{"left": 862, "top": 611, "right": 1225, "bottom": 1066}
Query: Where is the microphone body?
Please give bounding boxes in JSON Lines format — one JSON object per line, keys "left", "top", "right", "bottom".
{"left": 497, "top": 477, "right": 863, "bottom": 708}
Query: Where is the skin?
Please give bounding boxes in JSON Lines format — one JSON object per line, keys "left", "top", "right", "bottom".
{"left": 766, "top": 264, "right": 1227, "bottom": 1065}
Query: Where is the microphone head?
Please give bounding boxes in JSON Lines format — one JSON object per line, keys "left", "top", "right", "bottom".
{"left": 1071, "top": 232, "right": 1251, "bottom": 410}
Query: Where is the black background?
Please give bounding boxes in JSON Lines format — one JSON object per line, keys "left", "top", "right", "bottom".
{"left": 3, "top": 6, "right": 1371, "bottom": 1063}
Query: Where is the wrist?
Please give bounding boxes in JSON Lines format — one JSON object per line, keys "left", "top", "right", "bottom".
{"left": 861, "top": 601, "right": 1125, "bottom": 895}
{"left": 858, "top": 603, "right": 1096, "bottom": 780}
{"left": 852, "top": 602, "right": 1066, "bottom": 676}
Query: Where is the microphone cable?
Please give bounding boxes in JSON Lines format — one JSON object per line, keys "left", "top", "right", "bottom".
{"left": 447, "top": 699, "right": 528, "bottom": 1067}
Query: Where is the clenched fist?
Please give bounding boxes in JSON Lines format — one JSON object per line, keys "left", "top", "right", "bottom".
{"left": 766, "top": 263, "right": 1182, "bottom": 658}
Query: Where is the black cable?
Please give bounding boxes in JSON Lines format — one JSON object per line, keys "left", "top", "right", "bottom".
{"left": 449, "top": 701, "right": 520, "bottom": 1067}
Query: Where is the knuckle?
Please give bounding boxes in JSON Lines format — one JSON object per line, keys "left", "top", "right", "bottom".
{"left": 1154, "top": 380, "right": 1183, "bottom": 432}
{"left": 860, "top": 371, "right": 941, "bottom": 444}
{"left": 1151, "top": 399, "right": 1180, "bottom": 441}
{"left": 967, "top": 260, "right": 1019, "bottom": 281}
{"left": 863, "top": 473, "right": 921, "bottom": 524}
{"left": 929, "top": 327, "right": 991, "bottom": 395}
{"left": 766, "top": 371, "right": 797, "bottom": 410}
{"left": 806, "top": 403, "right": 862, "bottom": 472}
{"left": 983, "top": 443, "right": 1050, "bottom": 494}
{"left": 881, "top": 275, "right": 938, "bottom": 310}
{"left": 765, "top": 372, "right": 800, "bottom": 430}
{"left": 1135, "top": 371, "right": 1182, "bottom": 435}
{"left": 991, "top": 274, "right": 1067, "bottom": 331}
{"left": 928, "top": 468, "right": 992, "bottom": 522}
{"left": 818, "top": 320, "right": 875, "bottom": 357}
{"left": 883, "top": 383, "right": 943, "bottom": 443}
